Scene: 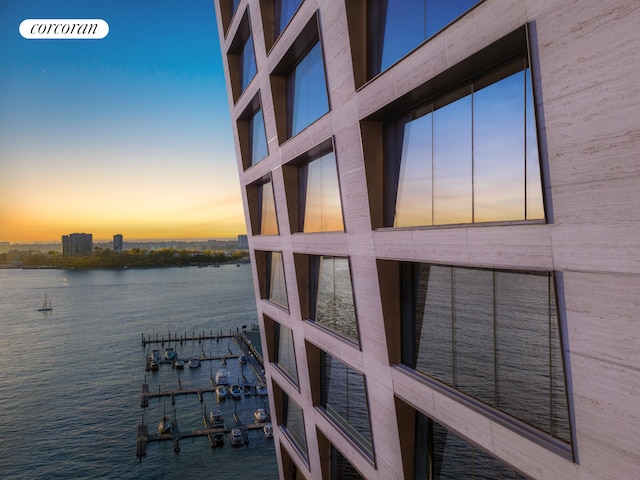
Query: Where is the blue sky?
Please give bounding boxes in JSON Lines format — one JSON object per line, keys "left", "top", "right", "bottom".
{"left": 0, "top": 0, "right": 244, "bottom": 242}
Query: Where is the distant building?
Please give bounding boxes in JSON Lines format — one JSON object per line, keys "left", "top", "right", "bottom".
{"left": 237, "top": 234, "right": 248, "bottom": 249}
{"left": 62, "top": 233, "right": 92, "bottom": 257}
{"left": 113, "top": 234, "right": 123, "bottom": 254}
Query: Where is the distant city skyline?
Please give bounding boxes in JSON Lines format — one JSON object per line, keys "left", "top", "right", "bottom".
{"left": 0, "top": 0, "right": 245, "bottom": 243}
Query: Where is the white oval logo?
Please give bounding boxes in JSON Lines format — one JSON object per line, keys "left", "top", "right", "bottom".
{"left": 19, "top": 19, "right": 109, "bottom": 39}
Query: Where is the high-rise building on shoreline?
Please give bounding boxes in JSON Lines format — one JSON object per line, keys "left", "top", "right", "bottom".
{"left": 113, "top": 234, "right": 123, "bottom": 254}
{"left": 214, "top": 1, "right": 640, "bottom": 478}
{"left": 62, "top": 233, "right": 93, "bottom": 257}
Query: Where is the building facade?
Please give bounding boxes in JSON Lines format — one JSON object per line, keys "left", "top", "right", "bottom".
{"left": 214, "top": 1, "right": 640, "bottom": 478}
{"left": 62, "top": 233, "right": 93, "bottom": 257}
{"left": 113, "top": 234, "right": 123, "bottom": 254}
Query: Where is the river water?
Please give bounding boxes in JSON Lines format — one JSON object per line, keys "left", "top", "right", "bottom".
{"left": 0, "top": 265, "right": 280, "bottom": 479}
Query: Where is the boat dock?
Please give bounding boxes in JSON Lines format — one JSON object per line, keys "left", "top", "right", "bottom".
{"left": 136, "top": 326, "right": 271, "bottom": 457}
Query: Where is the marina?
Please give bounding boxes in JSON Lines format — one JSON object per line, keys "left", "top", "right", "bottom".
{"left": 136, "top": 327, "right": 271, "bottom": 458}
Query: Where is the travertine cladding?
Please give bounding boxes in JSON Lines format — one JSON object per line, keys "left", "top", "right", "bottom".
{"left": 214, "top": 0, "right": 640, "bottom": 478}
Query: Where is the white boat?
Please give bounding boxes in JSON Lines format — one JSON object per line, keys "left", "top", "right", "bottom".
{"left": 209, "top": 409, "right": 224, "bottom": 428}
{"left": 263, "top": 424, "right": 273, "bottom": 438}
{"left": 158, "top": 416, "right": 171, "bottom": 434}
{"left": 253, "top": 408, "right": 268, "bottom": 422}
{"left": 229, "top": 384, "right": 242, "bottom": 399}
{"left": 229, "top": 428, "right": 243, "bottom": 446}
{"left": 188, "top": 357, "right": 200, "bottom": 368}
{"left": 215, "top": 368, "right": 230, "bottom": 385}
{"left": 255, "top": 381, "right": 268, "bottom": 395}
{"left": 149, "top": 349, "right": 161, "bottom": 363}
{"left": 216, "top": 385, "right": 228, "bottom": 401}
{"left": 163, "top": 347, "right": 176, "bottom": 361}
{"left": 173, "top": 359, "right": 185, "bottom": 369}
{"left": 38, "top": 294, "right": 53, "bottom": 312}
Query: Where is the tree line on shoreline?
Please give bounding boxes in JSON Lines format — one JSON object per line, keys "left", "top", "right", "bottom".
{"left": 1, "top": 247, "right": 249, "bottom": 269}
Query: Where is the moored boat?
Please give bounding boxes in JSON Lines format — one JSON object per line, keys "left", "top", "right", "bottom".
{"left": 254, "top": 408, "right": 268, "bottom": 422}
{"left": 158, "top": 416, "right": 171, "bottom": 434}
{"left": 173, "top": 359, "right": 185, "bottom": 369}
{"left": 229, "top": 384, "right": 242, "bottom": 399}
{"left": 209, "top": 409, "right": 224, "bottom": 428}
{"left": 215, "top": 368, "right": 230, "bottom": 385}
{"left": 163, "top": 347, "right": 176, "bottom": 361}
{"left": 216, "top": 385, "right": 228, "bottom": 401}
{"left": 255, "top": 381, "right": 268, "bottom": 395}
{"left": 230, "top": 428, "right": 243, "bottom": 446}
{"left": 188, "top": 357, "right": 200, "bottom": 368}
{"left": 263, "top": 424, "right": 273, "bottom": 438}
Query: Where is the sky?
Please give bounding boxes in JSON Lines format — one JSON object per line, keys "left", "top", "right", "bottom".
{"left": 0, "top": 0, "right": 245, "bottom": 243}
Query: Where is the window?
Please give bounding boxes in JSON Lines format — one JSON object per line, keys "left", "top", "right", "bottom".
{"left": 321, "top": 351, "right": 373, "bottom": 456}
{"left": 276, "top": 0, "right": 303, "bottom": 37}
{"left": 275, "top": 321, "right": 298, "bottom": 383}
{"left": 259, "top": 179, "right": 278, "bottom": 235}
{"left": 282, "top": 392, "right": 308, "bottom": 458}
{"left": 299, "top": 151, "right": 344, "bottom": 232}
{"left": 400, "top": 263, "right": 571, "bottom": 444}
{"left": 250, "top": 108, "right": 268, "bottom": 165}
{"left": 387, "top": 59, "right": 544, "bottom": 227}
{"left": 368, "top": 0, "right": 481, "bottom": 76}
{"left": 288, "top": 41, "right": 329, "bottom": 137}
{"left": 309, "top": 256, "right": 358, "bottom": 341}
{"left": 227, "top": 10, "right": 257, "bottom": 101}
{"left": 414, "top": 411, "right": 527, "bottom": 479}
{"left": 267, "top": 251, "right": 288, "bottom": 309}
{"left": 240, "top": 33, "right": 257, "bottom": 92}
{"left": 331, "top": 445, "right": 364, "bottom": 480}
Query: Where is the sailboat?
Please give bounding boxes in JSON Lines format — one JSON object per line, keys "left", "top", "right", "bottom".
{"left": 38, "top": 294, "right": 53, "bottom": 312}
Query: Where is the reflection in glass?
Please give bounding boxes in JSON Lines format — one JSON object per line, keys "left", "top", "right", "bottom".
{"left": 408, "top": 264, "right": 570, "bottom": 443}
{"left": 332, "top": 446, "right": 364, "bottom": 480}
{"left": 283, "top": 393, "right": 308, "bottom": 456}
{"left": 250, "top": 109, "right": 268, "bottom": 165}
{"left": 302, "top": 152, "right": 344, "bottom": 232}
{"left": 417, "top": 414, "right": 526, "bottom": 479}
{"left": 289, "top": 42, "right": 329, "bottom": 137}
{"left": 395, "top": 113, "right": 433, "bottom": 227}
{"left": 379, "top": 0, "right": 480, "bottom": 73}
{"left": 314, "top": 257, "right": 358, "bottom": 340}
{"left": 276, "top": 322, "right": 298, "bottom": 382}
{"left": 474, "top": 71, "right": 525, "bottom": 222}
{"left": 268, "top": 251, "right": 288, "bottom": 309}
{"left": 433, "top": 95, "right": 472, "bottom": 224}
{"left": 525, "top": 68, "right": 545, "bottom": 220}
{"left": 260, "top": 181, "right": 278, "bottom": 235}
{"left": 392, "top": 65, "right": 544, "bottom": 227}
{"left": 323, "top": 352, "right": 373, "bottom": 454}
{"left": 277, "top": 0, "right": 302, "bottom": 36}
{"left": 240, "top": 34, "right": 257, "bottom": 92}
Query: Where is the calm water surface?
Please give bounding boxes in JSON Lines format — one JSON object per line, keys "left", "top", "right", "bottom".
{"left": 0, "top": 265, "right": 279, "bottom": 479}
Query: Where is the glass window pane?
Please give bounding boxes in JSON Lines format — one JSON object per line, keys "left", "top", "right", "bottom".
{"left": 429, "top": 418, "right": 525, "bottom": 479}
{"left": 433, "top": 96, "right": 472, "bottom": 225}
{"left": 425, "top": 0, "right": 481, "bottom": 38}
{"left": 474, "top": 71, "right": 526, "bottom": 222}
{"left": 525, "top": 68, "right": 545, "bottom": 220}
{"left": 395, "top": 113, "right": 433, "bottom": 227}
{"left": 269, "top": 251, "right": 288, "bottom": 309}
{"left": 276, "top": 323, "right": 298, "bottom": 382}
{"left": 452, "top": 268, "right": 495, "bottom": 405}
{"left": 284, "top": 394, "right": 308, "bottom": 456}
{"left": 303, "top": 152, "right": 344, "bottom": 232}
{"left": 416, "top": 265, "right": 454, "bottom": 384}
{"left": 315, "top": 257, "right": 358, "bottom": 340}
{"left": 324, "top": 353, "right": 373, "bottom": 453}
{"left": 251, "top": 109, "right": 268, "bottom": 165}
{"left": 261, "top": 181, "right": 278, "bottom": 235}
{"left": 278, "top": 0, "right": 302, "bottom": 35}
{"left": 241, "top": 35, "right": 257, "bottom": 91}
{"left": 290, "top": 42, "right": 329, "bottom": 136}
{"left": 332, "top": 446, "right": 364, "bottom": 480}
{"left": 381, "top": 0, "right": 426, "bottom": 72}
{"left": 409, "top": 264, "right": 570, "bottom": 442}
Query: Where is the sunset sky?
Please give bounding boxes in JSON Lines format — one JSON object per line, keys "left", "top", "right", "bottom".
{"left": 0, "top": 0, "right": 245, "bottom": 243}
